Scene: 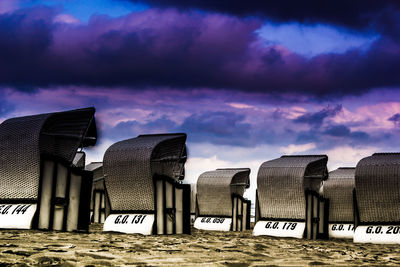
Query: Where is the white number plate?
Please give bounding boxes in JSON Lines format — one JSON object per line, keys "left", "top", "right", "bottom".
{"left": 354, "top": 225, "right": 400, "bottom": 244}
{"left": 103, "top": 214, "right": 154, "bottom": 235}
{"left": 0, "top": 204, "right": 37, "bottom": 229}
{"left": 253, "top": 220, "right": 305, "bottom": 238}
{"left": 194, "top": 217, "right": 232, "bottom": 231}
{"left": 328, "top": 223, "right": 354, "bottom": 239}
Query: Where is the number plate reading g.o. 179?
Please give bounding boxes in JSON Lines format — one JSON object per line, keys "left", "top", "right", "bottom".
{"left": 354, "top": 225, "right": 400, "bottom": 244}
{"left": 0, "top": 204, "right": 37, "bottom": 229}
{"left": 103, "top": 214, "right": 155, "bottom": 235}
{"left": 253, "top": 220, "right": 305, "bottom": 238}
{"left": 194, "top": 217, "right": 232, "bottom": 231}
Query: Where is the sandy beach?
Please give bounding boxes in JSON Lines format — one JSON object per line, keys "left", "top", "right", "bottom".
{"left": 0, "top": 224, "right": 399, "bottom": 266}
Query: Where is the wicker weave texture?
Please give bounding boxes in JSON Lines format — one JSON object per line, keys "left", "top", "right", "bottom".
{"left": 197, "top": 168, "right": 250, "bottom": 217}
{"left": 257, "top": 155, "right": 328, "bottom": 220}
{"left": 323, "top": 168, "right": 355, "bottom": 222}
{"left": 0, "top": 108, "right": 96, "bottom": 200}
{"left": 355, "top": 153, "right": 400, "bottom": 223}
{"left": 103, "top": 134, "right": 187, "bottom": 211}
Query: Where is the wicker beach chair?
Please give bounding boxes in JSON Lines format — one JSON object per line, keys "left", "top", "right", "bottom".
{"left": 194, "top": 168, "right": 251, "bottom": 231}
{"left": 86, "top": 162, "right": 109, "bottom": 223}
{"left": 254, "top": 155, "right": 329, "bottom": 239}
{"left": 0, "top": 107, "right": 97, "bottom": 231}
{"left": 323, "top": 167, "right": 355, "bottom": 239}
{"left": 103, "top": 133, "right": 190, "bottom": 235}
{"left": 353, "top": 153, "right": 400, "bottom": 243}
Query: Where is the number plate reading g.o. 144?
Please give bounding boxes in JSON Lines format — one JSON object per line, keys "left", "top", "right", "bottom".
{"left": 328, "top": 223, "right": 354, "bottom": 239}
{"left": 354, "top": 225, "right": 400, "bottom": 244}
{"left": 194, "top": 217, "right": 232, "bottom": 231}
{"left": 103, "top": 214, "right": 155, "bottom": 235}
{"left": 253, "top": 220, "right": 305, "bottom": 238}
{"left": 0, "top": 204, "right": 37, "bottom": 229}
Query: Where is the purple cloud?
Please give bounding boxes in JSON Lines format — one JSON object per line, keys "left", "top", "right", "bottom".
{"left": 388, "top": 113, "right": 400, "bottom": 127}
{"left": 1, "top": 6, "right": 400, "bottom": 97}
{"left": 294, "top": 105, "right": 342, "bottom": 127}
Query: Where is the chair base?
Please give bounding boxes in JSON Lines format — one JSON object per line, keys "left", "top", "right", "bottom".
{"left": 0, "top": 204, "right": 37, "bottom": 229}
{"left": 253, "top": 220, "right": 306, "bottom": 238}
{"left": 103, "top": 214, "right": 155, "bottom": 235}
{"left": 328, "top": 223, "right": 354, "bottom": 239}
{"left": 354, "top": 225, "right": 400, "bottom": 244}
{"left": 194, "top": 217, "right": 232, "bottom": 231}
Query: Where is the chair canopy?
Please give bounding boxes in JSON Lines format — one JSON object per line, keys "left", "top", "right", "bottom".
{"left": 103, "top": 133, "right": 187, "bottom": 211}
{"left": 257, "top": 155, "right": 328, "bottom": 220}
{"left": 355, "top": 153, "right": 400, "bottom": 223}
{"left": 197, "top": 168, "right": 250, "bottom": 217}
{"left": 0, "top": 107, "right": 97, "bottom": 200}
{"left": 324, "top": 167, "right": 355, "bottom": 223}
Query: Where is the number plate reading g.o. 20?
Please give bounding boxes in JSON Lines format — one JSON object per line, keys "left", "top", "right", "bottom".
{"left": 253, "top": 220, "right": 305, "bottom": 238}
{"left": 194, "top": 217, "right": 232, "bottom": 231}
{"left": 0, "top": 204, "right": 37, "bottom": 229}
{"left": 328, "top": 223, "right": 354, "bottom": 239}
{"left": 103, "top": 214, "right": 155, "bottom": 235}
{"left": 354, "top": 225, "right": 400, "bottom": 244}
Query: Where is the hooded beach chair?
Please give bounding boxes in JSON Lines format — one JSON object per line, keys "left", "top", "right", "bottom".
{"left": 86, "top": 162, "right": 109, "bottom": 223}
{"left": 253, "top": 155, "right": 329, "bottom": 239}
{"left": 354, "top": 153, "right": 400, "bottom": 244}
{"left": 103, "top": 133, "right": 190, "bottom": 235}
{"left": 194, "top": 168, "right": 251, "bottom": 231}
{"left": 0, "top": 107, "right": 97, "bottom": 231}
{"left": 323, "top": 167, "right": 355, "bottom": 239}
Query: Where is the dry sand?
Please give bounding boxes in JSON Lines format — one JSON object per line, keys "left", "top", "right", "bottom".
{"left": 0, "top": 224, "right": 399, "bottom": 266}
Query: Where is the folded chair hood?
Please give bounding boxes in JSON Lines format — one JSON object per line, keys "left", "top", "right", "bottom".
{"left": 103, "top": 133, "right": 187, "bottom": 212}
{"left": 197, "top": 168, "right": 250, "bottom": 217}
{"left": 355, "top": 153, "right": 400, "bottom": 223}
{"left": 257, "top": 155, "right": 328, "bottom": 220}
{"left": 324, "top": 167, "right": 355, "bottom": 223}
{"left": 0, "top": 107, "right": 97, "bottom": 200}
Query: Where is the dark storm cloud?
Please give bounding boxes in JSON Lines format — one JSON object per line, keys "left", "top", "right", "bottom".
{"left": 294, "top": 105, "right": 342, "bottom": 127}
{"left": 128, "top": 0, "right": 400, "bottom": 29}
{"left": 388, "top": 113, "right": 400, "bottom": 127}
{"left": 2, "top": 7, "right": 400, "bottom": 97}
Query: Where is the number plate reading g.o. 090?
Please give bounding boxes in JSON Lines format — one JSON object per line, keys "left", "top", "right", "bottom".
{"left": 0, "top": 204, "right": 37, "bottom": 229}
{"left": 103, "top": 214, "right": 155, "bottom": 235}
{"left": 253, "top": 220, "right": 306, "bottom": 238}
{"left": 354, "top": 225, "right": 400, "bottom": 244}
{"left": 194, "top": 217, "right": 232, "bottom": 231}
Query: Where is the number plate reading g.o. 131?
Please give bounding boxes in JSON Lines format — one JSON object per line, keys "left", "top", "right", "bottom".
{"left": 103, "top": 214, "right": 155, "bottom": 235}
{"left": 328, "top": 223, "right": 354, "bottom": 239}
{"left": 253, "top": 220, "right": 305, "bottom": 238}
{"left": 354, "top": 225, "right": 400, "bottom": 244}
{"left": 194, "top": 217, "right": 232, "bottom": 231}
{"left": 0, "top": 204, "right": 37, "bottom": 229}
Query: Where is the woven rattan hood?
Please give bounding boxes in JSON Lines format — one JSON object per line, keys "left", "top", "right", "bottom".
{"left": 197, "top": 168, "right": 250, "bottom": 217}
{"left": 103, "top": 133, "right": 187, "bottom": 211}
{"left": 324, "top": 167, "right": 355, "bottom": 222}
{"left": 355, "top": 153, "right": 400, "bottom": 223}
{"left": 0, "top": 107, "right": 97, "bottom": 200}
{"left": 257, "top": 155, "right": 328, "bottom": 220}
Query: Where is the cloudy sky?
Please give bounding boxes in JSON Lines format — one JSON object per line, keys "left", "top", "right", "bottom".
{"left": 1, "top": 0, "right": 400, "bottom": 199}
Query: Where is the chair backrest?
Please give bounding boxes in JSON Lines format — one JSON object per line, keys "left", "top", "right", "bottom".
{"left": 0, "top": 107, "right": 97, "bottom": 201}
{"left": 196, "top": 168, "right": 250, "bottom": 217}
{"left": 324, "top": 167, "right": 355, "bottom": 223}
{"left": 257, "top": 155, "right": 328, "bottom": 220}
{"left": 103, "top": 133, "right": 187, "bottom": 212}
{"left": 355, "top": 153, "right": 400, "bottom": 223}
